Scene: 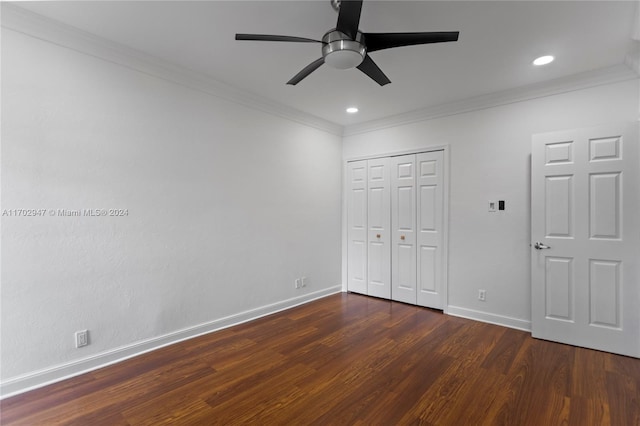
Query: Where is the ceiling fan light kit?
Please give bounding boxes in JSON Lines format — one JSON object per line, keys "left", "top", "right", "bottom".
{"left": 236, "top": 0, "right": 459, "bottom": 86}
{"left": 322, "top": 30, "right": 366, "bottom": 69}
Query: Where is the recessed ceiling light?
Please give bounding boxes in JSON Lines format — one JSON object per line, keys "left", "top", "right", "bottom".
{"left": 533, "top": 55, "right": 554, "bottom": 66}
{"left": 346, "top": 107, "right": 359, "bottom": 114}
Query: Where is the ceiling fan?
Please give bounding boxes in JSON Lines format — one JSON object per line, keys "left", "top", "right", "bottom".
{"left": 235, "top": 0, "right": 459, "bottom": 86}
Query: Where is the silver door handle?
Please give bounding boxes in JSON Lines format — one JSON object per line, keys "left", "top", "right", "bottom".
{"left": 533, "top": 242, "right": 551, "bottom": 250}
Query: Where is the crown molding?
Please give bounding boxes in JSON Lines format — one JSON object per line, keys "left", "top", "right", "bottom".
{"left": 0, "top": 3, "right": 344, "bottom": 136}
{"left": 343, "top": 64, "right": 638, "bottom": 137}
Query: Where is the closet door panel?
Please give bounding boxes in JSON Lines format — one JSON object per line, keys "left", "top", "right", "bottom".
{"left": 391, "top": 154, "right": 417, "bottom": 304}
{"left": 417, "top": 151, "right": 444, "bottom": 308}
{"left": 347, "top": 160, "right": 368, "bottom": 294}
{"left": 367, "top": 158, "right": 391, "bottom": 298}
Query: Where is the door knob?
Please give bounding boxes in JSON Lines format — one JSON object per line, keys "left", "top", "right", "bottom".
{"left": 400, "top": 235, "right": 405, "bottom": 241}
{"left": 533, "top": 242, "right": 551, "bottom": 250}
{"left": 376, "top": 234, "right": 381, "bottom": 239}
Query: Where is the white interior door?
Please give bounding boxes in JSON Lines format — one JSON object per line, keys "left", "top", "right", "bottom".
{"left": 417, "top": 151, "right": 444, "bottom": 309}
{"left": 391, "top": 154, "right": 417, "bottom": 304}
{"left": 367, "top": 158, "right": 391, "bottom": 299}
{"left": 531, "top": 123, "right": 639, "bottom": 357}
{"left": 347, "top": 160, "right": 367, "bottom": 295}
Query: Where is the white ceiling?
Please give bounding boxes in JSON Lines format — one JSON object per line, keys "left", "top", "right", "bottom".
{"left": 11, "top": 1, "right": 638, "bottom": 126}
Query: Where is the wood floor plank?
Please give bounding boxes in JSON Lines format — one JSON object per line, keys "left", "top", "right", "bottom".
{"left": 2, "top": 293, "right": 639, "bottom": 425}
{"left": 572, "top": 346, "right": 609, "bottom": 401}
{"left": 605, "top": 370, "right": 640, "bottom": 426}
{"left": 480, "top": 327, "right": 529, "bottom": 374}
{"left": 483, "top": 337, "right": 574, "bottom": 426}
{"left": 429, "top": 365, "right": 508, "bottom": 425}
{"left": 567, "top": 395, "right": 610, "bottom": 426}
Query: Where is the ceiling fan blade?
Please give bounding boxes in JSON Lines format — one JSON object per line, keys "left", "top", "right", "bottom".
{"left": 236, "top": 34, "right": 323, "bottom": 43}
{"left": 287, "top": 58, "right": 325, "bottom": 85}
{"left": 336, "top": 0, "right": 363, "bottom": 40}
{"left": 364, "top": 32, "right": 459, "bottom": 52}
{"left": 356, "top": 55, "right": 391, "bottom": 86}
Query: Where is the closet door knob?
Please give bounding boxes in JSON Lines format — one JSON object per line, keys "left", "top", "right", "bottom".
{"left": 376, "top": 234, "right": 381, "bottom": 239}
{"left": 400, "top": 235, "right": 405, "bottom": 241}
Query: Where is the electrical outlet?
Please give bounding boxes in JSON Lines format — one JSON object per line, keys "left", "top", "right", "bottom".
{"left": 478, "top": 289, "right": 486, "bottom": 301}
{"left": 294, "top": 278, "right": 301, "bottom": 289}
{"left": 301, "top": 277, "right": 308, "bottom": 287}
{"left": 75, "top": 330, "right": 89, "bottom": 348}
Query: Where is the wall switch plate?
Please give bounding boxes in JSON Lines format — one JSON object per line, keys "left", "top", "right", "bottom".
{"left": 75, "top": 330, "right": 89, "bottom": 348}
{"left": 478, "top": 289, "right": 486, "bottom": 301}
{"left": 488, "top": 201, "right": 496, "bottom": 212}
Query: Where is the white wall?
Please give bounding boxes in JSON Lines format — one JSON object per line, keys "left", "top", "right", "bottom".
{"left": 343, "top": 79, "right": 639, "bottom": 327}
{"left": 1, "top": 28, "right": 342, "bottom": 387}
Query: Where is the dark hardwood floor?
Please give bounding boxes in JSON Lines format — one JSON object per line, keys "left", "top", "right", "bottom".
{"left": 2, "top": 292, "right": 639, "bottom": 425}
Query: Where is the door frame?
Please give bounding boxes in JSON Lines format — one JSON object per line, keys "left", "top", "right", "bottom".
{"left": 342, "top": 145, "right": 450, "bottom": 312}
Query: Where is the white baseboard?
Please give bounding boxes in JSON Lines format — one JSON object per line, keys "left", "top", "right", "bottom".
{"left": 0, "top": 286, "right": 342, "bottom": 399}
{"left": 446, "top": 305, "right": 532, "bottom": 332}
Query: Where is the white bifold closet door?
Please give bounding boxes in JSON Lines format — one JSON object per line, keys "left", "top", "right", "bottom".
{"left": 416, "top": 151, "right": 445, "bottom": 309}
{"left": 391, "top": 155, "right": 417, "bottom": 304}
{"left": 346, "top": 158, "right": 392, "bottom": 298}
{"left": 366, "top": 157, "right": 391, "bottom": 299}
{"left": 347, "top": 150, "right": 445, "bottom": 309}
{"left": 347, "top": 160, "right": 368, "bottom": 294}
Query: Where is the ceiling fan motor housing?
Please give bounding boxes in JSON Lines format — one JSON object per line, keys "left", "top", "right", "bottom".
{"left": 322, "top": 30, "right": 366, "bottom": 69}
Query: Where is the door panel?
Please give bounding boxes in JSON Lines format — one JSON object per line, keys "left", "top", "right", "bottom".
{"left": 391, "top": 155, "right": 416, "bottom": 304}
{"left": 397, "top": 187, "right": 414, "bottom": 230}
{"left": 347, "top": 161, "right": 367, "bottom": 294}
{"left": 350, "top": 241, "right": 366, "bottom": 283}
{"left": 589, "top": 259, "right": 620, "bottom": 328}
{"left": 590, "top": 136, "right": 620, "bottom": 161}
{"left": 368, "top": 241, "right": 384, "bottom": 286}
{"left": 419, "top": 246, "right": 437, "bottom": 292}
{"left": 420, "top": 186, "right": 437, "bottom": 231}
{"left": 545, "top": 175, "right": 573, "bottom": 238}
{"left": 397, "top": 244, "right": 415, "bottom": 289}
{"left": 532, "top": 123, "right": 639, "bottom": 357}
{"left": 589, "top": 173, "right": 620, "bottom": 239}
{"left": 351, "top": 189, "right": 366, "bottom": 229}
{"left": 368, "top": 188, "right": 385, "bottom": 229}
{"left": 367, "top": 157, "right": 391, "bottom": 299}
{"left": 544, "top": 257, "right": 573, "bottom": 321}
{"left": 417, "top": 151, "right": 444, "bottom": 308}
